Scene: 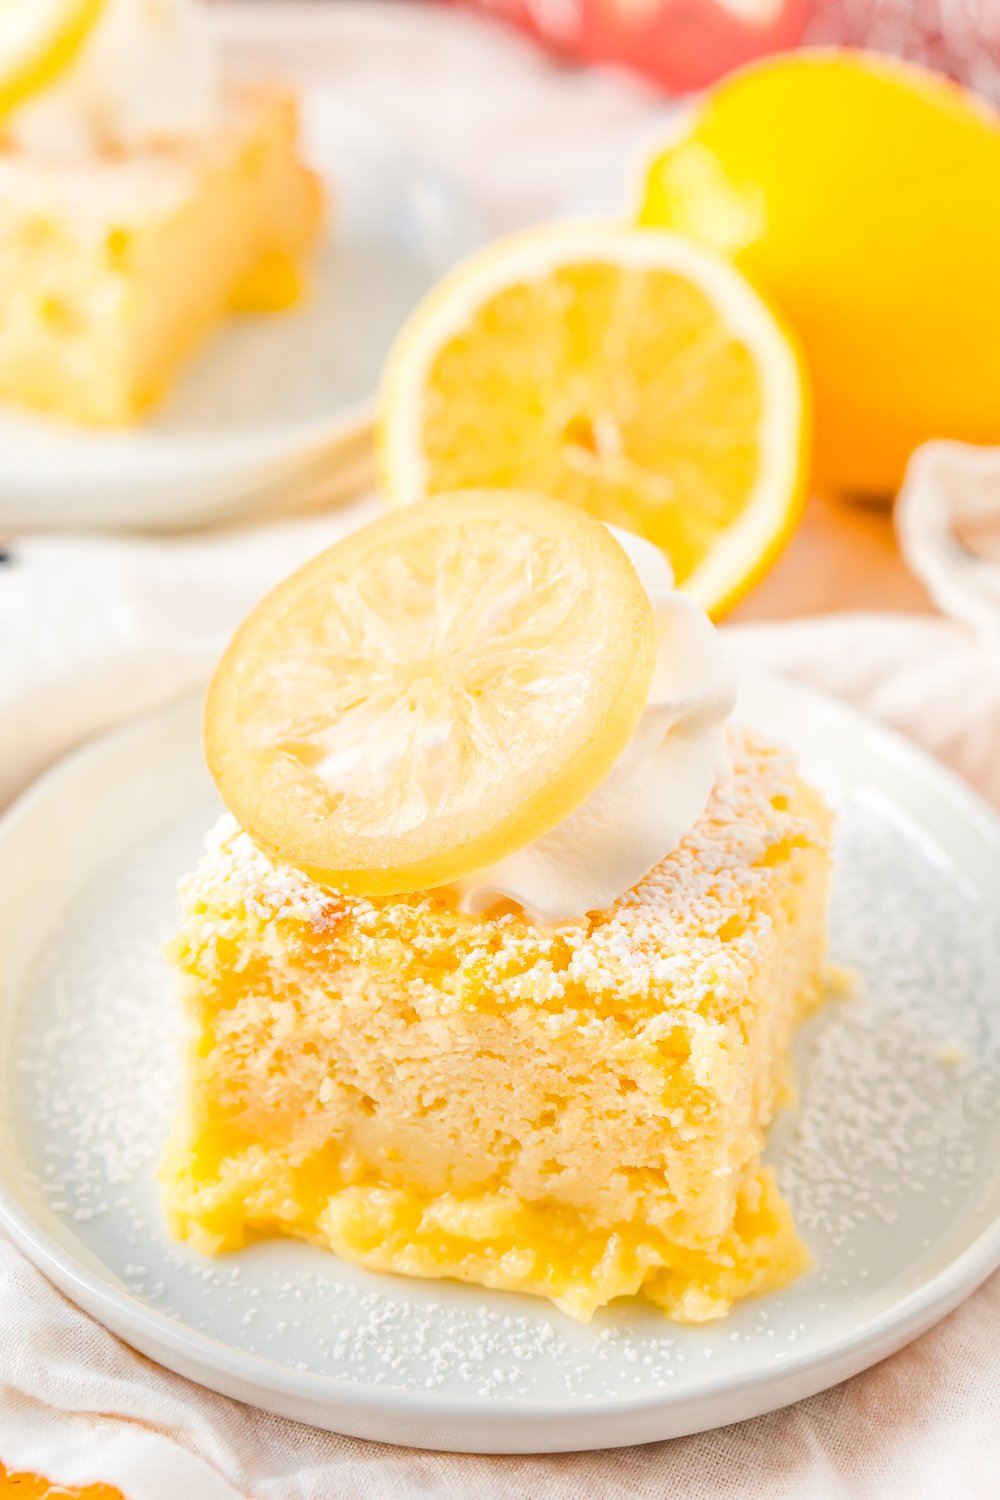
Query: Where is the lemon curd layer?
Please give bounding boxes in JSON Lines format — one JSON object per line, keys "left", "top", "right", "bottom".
{"left": 161, "top": 729, "right": 831, "bottom": 1323}
{"left": 0, "top": 83, "right": 321, "bottom": 425}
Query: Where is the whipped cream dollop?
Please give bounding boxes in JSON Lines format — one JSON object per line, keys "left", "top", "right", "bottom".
{"left": 454, "top": 529, "right": 738, "bottom": 924}
{"left": 8, "top": 0, "right": 219, "bottom": 159}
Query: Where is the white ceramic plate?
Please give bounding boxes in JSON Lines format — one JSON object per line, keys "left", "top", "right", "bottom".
{"left": 0, "top": 678, "right": 998, "bottom": 1453}
{"left": 0, "top": 94, "right": 481, "bottom": 533}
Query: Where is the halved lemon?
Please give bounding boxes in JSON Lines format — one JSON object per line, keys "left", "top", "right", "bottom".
{"left": 378, "top": 225, "right": 808, "bottom": 618}
{"left": 205, "top": 490, "right": 655, "bottom": 897}
{"left": 0, "top": 0, "right": 105, "bottom": 118}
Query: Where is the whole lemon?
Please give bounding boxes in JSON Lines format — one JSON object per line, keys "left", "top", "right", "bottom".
{"left": 639, "top": 51, "right": 1000, "bottom": 496}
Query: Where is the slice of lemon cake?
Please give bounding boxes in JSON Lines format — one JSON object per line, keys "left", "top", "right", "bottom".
{"left": 162, "top": 730, "right": 829, "bottom": 1322}
{"left": 161, "top": 490, "right": 831, "bottom": 1323}
{"left": 0, "top": 1, "right": 321, "bottom": 425}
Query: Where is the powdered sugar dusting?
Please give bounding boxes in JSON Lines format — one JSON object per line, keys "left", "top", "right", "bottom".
{"left": 186, "top": 728, "right": 824, "bottom": 1024}
{"left": 778, "top": 796, "right": 1000, "bottom": 1251}
{"left": 3, "top": 734, "right": 999, "bottom": 1406}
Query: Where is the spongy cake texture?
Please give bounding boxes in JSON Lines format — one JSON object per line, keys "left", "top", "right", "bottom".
{"left": 0, "top": 85, "right": 320, "bottom": 424}
{"left": 161, "top": 728, "right": 831, "bottom": 1322}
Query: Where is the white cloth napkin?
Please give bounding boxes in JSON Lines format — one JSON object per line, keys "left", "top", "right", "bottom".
{"left": 0, "top": 501, "right": 380, "bottom": 808}
{"left": 897, "top": 440, "right": 1000, "bottom": 659}
{"left": 2, "top": 478, "right": 1000, "bottom": 1499}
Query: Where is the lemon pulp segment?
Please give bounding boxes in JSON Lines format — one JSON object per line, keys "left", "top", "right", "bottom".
{"left": 205, "top": 490, "right": 655, "bottom": 896}
{"left": 379, "top": 226, "right": 807, "bottom": 618}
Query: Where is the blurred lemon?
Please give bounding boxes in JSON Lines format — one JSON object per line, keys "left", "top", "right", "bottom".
{"left": 639, "top": 51, "right": 1000, "bottom": 496}
{"left": 379, "top": 225, "right": 808, "bottom": 619}
{"left": 0, "top": 0, "right": 105, "bottom": 117}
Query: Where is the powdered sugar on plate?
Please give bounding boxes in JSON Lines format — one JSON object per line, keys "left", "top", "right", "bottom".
{"left": 0, "top": 682, "right": 998, "bottom": 1425}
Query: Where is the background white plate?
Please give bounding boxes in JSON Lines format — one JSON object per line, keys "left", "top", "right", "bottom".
{"left": 0, "top": 678, "right": 998, "bottom": 1453}
{"left": 0, "top": 94, "right": 481, "bottom": 533}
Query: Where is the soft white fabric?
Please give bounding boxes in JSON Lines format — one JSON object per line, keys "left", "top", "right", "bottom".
{"left": 897, "top": 439, "right": 1000, "bottom": 658}
{"left": 1, "top": 4, "right": 1000, "bottom": 1495}
{"left": 0, "top": 501, "right": 380, "bottom": 808}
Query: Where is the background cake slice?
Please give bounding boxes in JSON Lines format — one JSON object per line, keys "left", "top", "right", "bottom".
{"left": 162, "top": 728, "right": 831, "bottom": 1324}
{"left": 0, "top": 83, "right": 321, "bottom": 425}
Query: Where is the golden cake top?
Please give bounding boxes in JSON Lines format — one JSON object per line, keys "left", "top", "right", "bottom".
{"left": 180, "top": 727, "right": 830, "bottom": 1029}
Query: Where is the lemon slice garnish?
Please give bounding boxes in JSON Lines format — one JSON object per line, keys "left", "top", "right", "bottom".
{"left": 378, "top": 225, "right": 808, "bottom": 619}
{"left": 206, "top": 490, "right": 656, "bottom": 897}
{"left": 0, "top": 0, "right": 106, "bottom": 118}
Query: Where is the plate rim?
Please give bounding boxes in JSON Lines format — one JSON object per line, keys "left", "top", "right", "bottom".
{"left": 1, "top": 675, "right": 998, "bottom": 1449}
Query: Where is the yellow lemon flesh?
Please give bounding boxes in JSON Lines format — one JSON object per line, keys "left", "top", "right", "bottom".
{"left": 639, "top": 50, "right": 1000, "bottom": 496}
{"left": 205, "top": 490, "right": 656, "bottom": 897}
{"left": 378, "top": 225, "right": 807, "bottom": 620}
{"left": 0, "top": 0, "right": 105, "bottom": 118}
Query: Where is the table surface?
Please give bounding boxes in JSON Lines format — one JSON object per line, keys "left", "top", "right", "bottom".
{"left": 732, "top": 491, "right": 929, "bottom": 622}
